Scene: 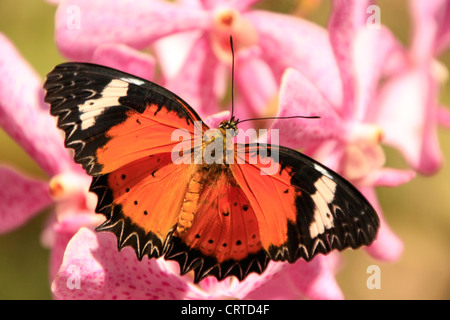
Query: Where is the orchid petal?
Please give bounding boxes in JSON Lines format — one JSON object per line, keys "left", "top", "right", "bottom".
{"left": 230, "top": 0, "right": 263, "bottom": 12}
{"left": 196, "top": 277, "right": 235, "bottom": 299}
{"left": 241, "top": 257, "right": 343, "bottom": 300}
{"left": 329, "top": 0, "right": 372, "bottom": 31}
{"left": 0, "top": 33, "right": 75, "bottom": 176}
{"left": 92, "top": 44, "right": 155, "bottom": 80}
{"left": 329, "top": 1, "right": 406, "bottom": 120}
{"left": 241, "top": 264, "right": 305, "bottom": 300}
{"left": 48, "top": 213, "right": 100, "bottom": 281}
{"left": 438, "top": 105, "right": 450, "bottom": 127}
{"left": 179, "top": 0, "right": 203, "bottom": 9}
{"left": 235, "top": 56, "right": 277, "bottom": 118}
{"left": 374, "top": 68, "right": 443, "bottom": 174}
{"left": 0, "top": 166, "right": 52, "bottom": 234}
{"left": 199, "top": 0, "right": 235, "bottom": 10}
{"left": 328, "top": 0, "right": 373, "bottom": 116}
{"left": 283, "top": 255, "right": 343, "bottom": 300}
{"left": 369, "top": 168, "right": 416, "bottom": 187}
{"left": 55, "top": 0, "right": 209, "bottom": 60}
{"left": 246, "top": 10, "right": 343, "bottom": 107}
{"left": 409, "top": 0, "right": 438, "bottom": 63}
{"left": 271, "top": 68, "right": 344, "bottom": 152}
{"left": 51, "top": 227, "right": 200, "bottom": 300}
{"left": 231, "top": 255, "right": 343, "bottom": 300}
{"left": 353, "top": 27, "right": 406, "bottom": 121}
{"left": 198, "top": 0, "right": 218, "bottom": 10}
{"left": 153, "top": 31, "right": 201, "bottom": 80}
{"left": 310, "top": 140, "right": 345, "bottom": 171}
{"left": 409, "top": 0, "right": 450, "bottom": 58}
{"left": 163, "top": 34, "right": 221, "bottom": 117}
{"left": 228, "top": 261, "right": 286, "bottom": 299}
{"left": 435, "top": 2, "right": 450, "bottom": 55}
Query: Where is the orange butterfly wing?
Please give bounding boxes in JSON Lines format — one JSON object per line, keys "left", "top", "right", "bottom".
{"left": 45, "top": 63, "right": 379, "bottom": 283}
{"left": 91, "top": 153, "right": 196, "bottom": 258}
{"left": 165, "top": 143, "right": 378, "bottom": 282}
{"left": 45, "top": 63, "right": 206, "bottom": 176}
{"left": 230, "top": 144, "right": 379, "bottom": 262}
{"left": 45, "top": 63, "right": 207, "bottom": 258}
{"left": 165, "top": 168, "right": 269, "bottom": 282}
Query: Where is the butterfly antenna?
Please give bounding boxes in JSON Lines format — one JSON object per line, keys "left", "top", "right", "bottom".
{"left": 230, "top": 35, "right": 235, "bottom": 121}
{"left": 237, "top": 115, "right": 320, "bottom": 124}
{"left": 228, "top": 36, "right": 319, "bottom": 125}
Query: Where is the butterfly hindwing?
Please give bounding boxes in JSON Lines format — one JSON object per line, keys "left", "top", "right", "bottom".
{"left": 44, "top": 62, "right": 206, "bottom": 176}
{"left": 231, "top": 144, "right": 379, "bottom": 263}
{"left": 165, "top": 166, "right": 269, "bottom": 282}
{"left": 91, "top": 153, "right": 196, "bottom": 259}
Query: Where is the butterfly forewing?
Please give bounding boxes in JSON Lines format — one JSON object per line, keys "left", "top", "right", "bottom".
{"left": 44, "top": 62, "right": 206, "bottom": 176}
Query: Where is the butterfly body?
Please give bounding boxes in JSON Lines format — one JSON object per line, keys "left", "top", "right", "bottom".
{"left": 44, "top": 63, "right": 379, "bottom": 283}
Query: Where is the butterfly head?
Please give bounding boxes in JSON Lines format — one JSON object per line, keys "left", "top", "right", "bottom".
{"left": 219, "top": 117, "right": 239, "bottom": 137}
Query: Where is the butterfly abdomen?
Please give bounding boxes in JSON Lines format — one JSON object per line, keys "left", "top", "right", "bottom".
{"left": 176, "top": 169, "right": 205, "bottom": 235}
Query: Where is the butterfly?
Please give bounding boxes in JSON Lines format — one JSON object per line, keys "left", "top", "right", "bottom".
{"left": 44, "top": 62, "right": 379, "bottom": 283}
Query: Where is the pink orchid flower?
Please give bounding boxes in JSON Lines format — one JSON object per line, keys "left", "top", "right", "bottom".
{"left": 374, "top": 0, "right": 450, "bottom": 175}
{"left": 270, "top": 0, "right": 419, "bottom": 262}
{"left": 0, "top": 32, "right": 102, "bottom": 280}
{"left": 52, "top": 227, "right": 343, "bottom": 300}
{"left": 53, "top": 0, "right": 342, "bottom": 120}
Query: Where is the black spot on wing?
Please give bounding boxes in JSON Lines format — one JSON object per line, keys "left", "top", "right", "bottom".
{"left": 90, "top": 174, "right": 170, "bottom": 259}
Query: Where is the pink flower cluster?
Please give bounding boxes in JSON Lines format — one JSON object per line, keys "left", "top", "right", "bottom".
{"left": 1, "top": 0, "right": 449, "bottom": 299}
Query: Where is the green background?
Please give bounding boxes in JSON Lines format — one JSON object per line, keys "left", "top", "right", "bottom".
{"left": 0, "top": 0, "right": 449, "bottom": 299}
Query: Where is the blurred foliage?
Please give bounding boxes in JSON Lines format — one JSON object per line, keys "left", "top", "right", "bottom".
{"left": 0, "top": 0, "right": 449, "bottom": 299}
